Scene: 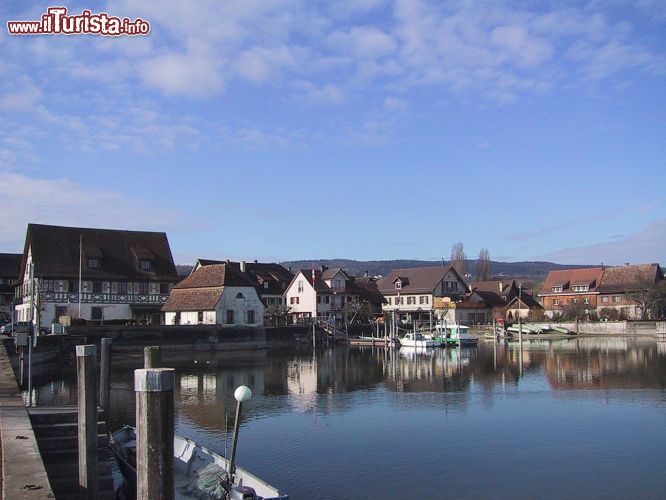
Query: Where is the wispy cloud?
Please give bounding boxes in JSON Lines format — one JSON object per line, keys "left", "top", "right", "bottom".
{"left": 535, "top": 219, "right": 666, "bottom": 265}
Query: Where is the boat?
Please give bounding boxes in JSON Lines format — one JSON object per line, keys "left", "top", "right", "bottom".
{"left": 349, "top": 336, "right": 401, "bottom": 347}
{"left": 434, "top": 323, "right": 478, "bottom": 346}
{"left": 111, "top": 426, "right": 288, "bottom": 499}
{"left": 400, "top": 332, "right": 436, "bottom": 348}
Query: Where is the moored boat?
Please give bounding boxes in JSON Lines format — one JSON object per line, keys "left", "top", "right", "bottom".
{"left": 400, "top": 332, "right": 436, "bottom": 348}
{"left": 434, "top": 323, "right": 478, "bottom": 345}
{"left": 111, "top": 426, "right": 288, "bottom": 499}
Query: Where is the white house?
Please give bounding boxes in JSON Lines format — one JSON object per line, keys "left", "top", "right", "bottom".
{"left": 16, "top": 224, "right": 179, "bottom": 327}
{"left": 284, "top": 266, "right": 359, "bottom": 323}
{"left": 163, "top": 263, "right": 264, "bottom": 327}
{"left": 377, "top": 266, "right": 468, "bottom": 323}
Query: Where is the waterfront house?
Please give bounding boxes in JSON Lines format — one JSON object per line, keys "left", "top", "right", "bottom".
{"left": 0, "top": 253, "right": 21, "bottom": 322}
{"left": 284, "top": 266, "right": 361, "bottom": 323}
{"left": 595, "top": 263, "right": 663, "bottom": 319}
{"left": 538, "top": 268, "right": 604, "bottom": 318}
{"left": 15, "top": 224, "right": 179, "bottom": 327}
{"left": 192, "top": 259, "right": 293, "bottom": 322}
{"left": 163, "top": 263, "right": 264, "bottom": 326}
{"left": 504, "top": 293, "right": 544, "bottom": 321}
{"left": 470, "top": 280, "right": 519, "bottom": 302}
{"left": 377, "top": 265, "right": 468, "bottom": 324}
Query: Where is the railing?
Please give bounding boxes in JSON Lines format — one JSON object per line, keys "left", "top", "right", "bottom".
{"left": 27, "top": 292, "right": 169, "bottom": 304}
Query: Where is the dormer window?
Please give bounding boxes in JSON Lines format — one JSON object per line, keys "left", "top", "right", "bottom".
{"left": 572, "top": 285, "right": 589, "bottom": 292}
{"left": 395, "top": 280, "right": 402, "bottom": 290}
{"left": 552, "top": 286, "right": 562, "bottom": 293}
{"left": 264, "top": 282, "right": 269, "bottom": 289}
{"left": 87, "top": 258, "right": 99, "bottom": 269}
{"left": 139, "top": 259, "right": 152, "bottom": 271}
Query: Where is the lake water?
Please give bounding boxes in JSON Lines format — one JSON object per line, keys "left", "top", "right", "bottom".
{"left": 28, "top": 337, "right": 666, "bottom": 499}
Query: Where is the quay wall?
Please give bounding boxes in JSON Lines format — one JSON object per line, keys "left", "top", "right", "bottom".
{"left": 540, "top": 321, "right": 658, "bottom": 335}
{"left": 0, "top": 340, "right": 54, "bottom": 498}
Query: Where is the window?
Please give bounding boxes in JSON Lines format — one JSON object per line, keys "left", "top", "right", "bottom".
{"left": 117, "top": 282, "right": 127, "bottom": 294}
{"left": 613, "top": 296, "right": 621, "bottom": 303}
{"left": 236, "top": 292, "right": 244, "bottom": 299}
{"left": 247, "top": 310, "right": 255, "bottom": 324}
{"left": 553, "top": 299, "right": 560, "bottom": 305}
{"left": 159, "top": 283, "right": 169, "bottom": 294}
{"left": 583, "top": 298, "right": 590, "bottom": 305}
{"left": 198, "top": 311, "right": 204, "bottom": 323}
{"left": 264, "top": 282, "right": 269, "bottom": 289}
{"left": 395, "top": 297, "right": 403, "bottom": 305}
{"left": 91, "top": 306, "right": 102, "bottom": 320}
{"left": 552, "top": 286, "right": 562, "bottom": 293}
{"left": 387, "top": 297, "right": 392, "bottom": 305}
{"left": 573, "top": 285, "right": 589, "bottom": 292}
{"left": 324, "top": 296, "right": 330, "bottom": 304}
{"left": 55, "top": 306, "right": 68, "bottom": 318}
{"left": 139, "top": 259, "right": 151, "bottom": 271}
{"left": 92, "top": 281, "right": 102, "bottom": 293}
{"left": 317, "top": 296, "right": 322, "bottom": 304}
{"left": 602, "top": 296, "right": 609, "bottom": 304}
{"left": 42, "top": 280, "right": 54, "bottom": 292}
{"left": 226, "top": 310, "right": 234, "bottom": 324}
{"left": 347, "top": 296, "right": 352, "bottom": 302}
{"left": 572, "top": 298, "right": 578, "bottom": 304}
{"left": 139, "top": 282, "right": 148, "bottom": 294}
{"left": 281, "top": 282, "right": 287, "bottom": 290}
{"left": 424, "top": 296, "right": 429, "bottom": 304}
{"left": 290, "top": 297, "right": 299, "bottom": 305}
{"left": 298, "top": 280, "right": 304, "bottom": 292}
{"left": 87, "top": 258, "right": 99, "bottom": 269}
{"left": 395, "top": 281, "right": 402, "bottom": 290}
{"left": 407, "top": 296, "right": 414, "bottom": 305}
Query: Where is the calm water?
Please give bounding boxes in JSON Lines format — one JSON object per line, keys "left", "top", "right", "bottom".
{"left": 27, "top": 337, "right": 666, "bottom": 499}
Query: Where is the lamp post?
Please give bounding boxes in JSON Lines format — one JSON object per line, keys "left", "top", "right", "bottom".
{"left": 518, "top": 283, "right": 523, "bottom": 343}
{"left": 228, "top": 385, "right": 252, "bottom": 483}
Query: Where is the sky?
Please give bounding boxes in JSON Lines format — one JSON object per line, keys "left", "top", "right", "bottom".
{"left": 1, "top": 0, "right": 665, "bottom": 266}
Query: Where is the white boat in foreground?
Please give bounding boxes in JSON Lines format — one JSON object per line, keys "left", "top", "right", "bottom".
{"left": 400, "top": 332, "right": 436, "bottom": 348}
{"left": 111, "top": 426, "right": 288, "bottom": 499}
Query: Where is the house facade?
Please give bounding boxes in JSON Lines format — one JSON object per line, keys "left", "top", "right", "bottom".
{"left": 595, "top": 263, "right": 664, "bottom": 319}
{"left": 0, "top": 253, "right": 21, "bottom": 322}
{"left": 538, "top": 268, "right": 604, "bottom": 318}
{"left": 377, "top": 266, "right": 468, "bottom": 323}
{"left": 284, "top": 266, "right": 360, "bottom": 323}
{"left": 16, "top": 224, "right": 179, "bottom": 327}
{"left": 163, "top": 263, "right": 264, "bottom": 326}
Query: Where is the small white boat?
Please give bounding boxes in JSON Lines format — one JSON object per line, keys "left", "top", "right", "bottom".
{"left": 434, "top": 323, "right": 478, "bottom": 346}
{"left": 400, "top": 332, "right": 436, "bottom": 348}
{"left": 111, "top": 426, "right": 288, "bottom": 499}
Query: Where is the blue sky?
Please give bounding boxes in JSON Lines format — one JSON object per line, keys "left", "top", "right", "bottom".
{"left": 1, "top": 0, "right": 665, "bottom": 266}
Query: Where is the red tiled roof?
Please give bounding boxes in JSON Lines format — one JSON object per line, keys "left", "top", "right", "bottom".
{"left": 597, "top": 263, "right": 662, "bottom": 293}
{"left": 540, "top": 268, "right": 604, "bottom": 295}
{"left": 162, "top": 287, "right": 223, "bottom": 311}
{"left": 175, "top": 263, "right": 257, "bottom": 289}
{"left": 377, "top": 266, "right": 465, "bottom": 294}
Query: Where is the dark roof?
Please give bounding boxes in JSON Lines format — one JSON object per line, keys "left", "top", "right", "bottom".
{"left": 195, "top": 259, "right": 293, "bottom": 295}
{"left": 473, "top": 290, "right": 508, "bottom": 308}
{"left": 175, "top": 263, "right": 257, "bottom": 289}
{"left": 20, "top": 224, "right": 178, "bottom": 283}
{"left": 506, "top": 294, "right": 543, "bottom": 310}
{"left": 471, "top": 280, "right": 516, "bottom": 297}
{"left": 0, "top": 253, "right": 21, "bottom": 278}
{"left": 597, "top": 263, "right": 663, "bottom": 293}
{"left": 162, "top": 287, "right": 224, "bottom": 311}
{"left": 321, "top": 267, "right": 348, "bottom": 281}
{"left": 377, "top": 266, "right": 465, "bottom": 294}
{"left": 349, "top": 278, "right": 386, "bottom": 307}
{"left": 539, "top": 268, "right": 604, "bottom": 295}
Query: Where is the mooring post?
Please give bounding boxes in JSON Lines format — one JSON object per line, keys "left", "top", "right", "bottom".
{"left": 77, "top": 345, "right": 98, "bottom": 499}
{"left": 99, "top": 338, "right": 112, "bottom": 416}
{"left": 144, "top": 345, "right": 161, "bottom": 368}
{"left": 135, "top": 368, "right": 175, "bottom": 500}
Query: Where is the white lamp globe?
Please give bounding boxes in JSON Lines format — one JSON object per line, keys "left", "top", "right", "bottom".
{"left": 234, "top": 385, "right": 252, "bottom": 403}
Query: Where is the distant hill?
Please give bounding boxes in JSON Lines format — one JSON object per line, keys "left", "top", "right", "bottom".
{"left": 280, "top": 259, "right": 589, "bottom": 280}
{"left": 176, "top": 264, "right": 193, "bottom": 277}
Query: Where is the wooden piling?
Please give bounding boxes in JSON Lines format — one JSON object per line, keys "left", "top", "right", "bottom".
{"left": 144, "top": 345, "right": 161, "bottom": 368}
{"left": 77, "top": 344, "right": 98, "bottom": 499}
{"left": 99, "top": 338, "right": 112, "bottom": 416}
{"left": 135, "top": 368, "right": 175, "bottom": 500}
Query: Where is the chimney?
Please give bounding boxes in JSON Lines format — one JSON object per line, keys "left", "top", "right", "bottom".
{"left": 364, "top": 270, "right": 369, "bottom": 278}
{"left": 321, "top": 265, "right": 328, "bottom": 272}
{"left": 288, "top": 266, "right": 292, "bottom": 273}
{"left": 240, "top": 260, "right": 246, "bottom": 272}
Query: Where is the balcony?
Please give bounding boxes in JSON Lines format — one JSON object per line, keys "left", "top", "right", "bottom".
{"left": 38, "top": 291, "right": 169, "bottom": 304}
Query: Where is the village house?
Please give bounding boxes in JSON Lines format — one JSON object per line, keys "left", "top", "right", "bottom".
{"left": 15, "top": 224, "right": 179, "bottom": 327}
{"left": 191, "top": 259, "right": 293, "bottom": 321}
{"left": 538, "top": 267, "right": 605, "bottom": 318}
{"left": 284, "top": 266, "right": 361, "bottom": 323}
{"left": 163, "top": 263, "right": 264, "bottom": 326}
{"left": 504, "top": 293, "right": 544, "bottom": 321}
{"left": 0, "top": 253, "right": 21, "bottom": 322}
{"left": 377, "top": 266, "right": 469, "bottom": 324}
{"left": 595, "top": 263, "right": 663, "bottom": 319}
{"left": 471, "top": 279, "right": 543, "bottom": 321}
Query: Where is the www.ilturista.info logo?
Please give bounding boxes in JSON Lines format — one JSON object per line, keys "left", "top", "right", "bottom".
{"left": 7, "top": 7, "right": 150, "bottom": 36}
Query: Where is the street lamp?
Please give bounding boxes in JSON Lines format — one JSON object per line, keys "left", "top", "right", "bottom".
{"left": 228, "top": 385, "right": 252, "bottom": 483}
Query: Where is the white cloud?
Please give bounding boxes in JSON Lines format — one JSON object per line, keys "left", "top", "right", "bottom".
{"left": 383, "top": 96, "right": 407, "bottom": 111}
{"left": 140, "top": 52, "right": 226, "bottom": 97}
{"left": 0, "top": 172, "right": 189, "bottom": 251}
{"left": 292, "top": 81, "right": 346, "bottom": 105}
{"left": 536, "top": 219, "right": 666, "bottom": 265}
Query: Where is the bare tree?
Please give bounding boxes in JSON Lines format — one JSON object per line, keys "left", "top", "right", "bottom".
{"left": 476, "top": 248, "right": 491, "bottom": 281}
{"left": 450, "top": 242, "right": 466, "bottom": 276}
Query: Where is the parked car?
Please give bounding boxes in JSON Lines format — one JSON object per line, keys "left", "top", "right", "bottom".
{"left": 0, "top": 321, "right": 32, "bottom": 336}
